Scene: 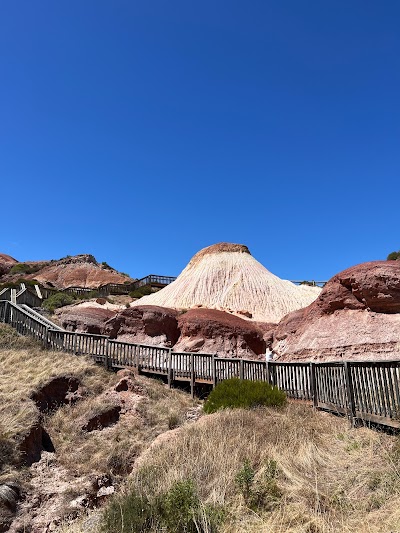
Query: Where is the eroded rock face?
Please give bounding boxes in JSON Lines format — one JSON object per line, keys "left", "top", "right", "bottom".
{"left": 16, "top": 423, "right": 55, "bottom": 466}
{"left": 175, "top": 308, "right": 266, "bottom": 359}
{"left": 82, "top": 406, "right": 121, "bottom": 432}
{"left": 57, "top": 306, "right": 117, "bottom": 334}
{"left": 103, "top": 306, "right": 180, "bottom": 346}
{"left": 272, "top": 261, "right": 400, "bottom": 362}
{"left": 30, "top": 376, "right": 81, "bottom": 412}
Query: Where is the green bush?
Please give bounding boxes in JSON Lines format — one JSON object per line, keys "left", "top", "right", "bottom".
{"left": 203, "top": 378, "right": 286, "bottom": 414}
{"left": 129, "top": 285, "right": 153, "bottom": 299}
{"left": 102, "top": 479, "right": 223, "bottom": 533}
{"left": 387, "top": 251, "right": 400, "bottom": 260}
{"left": 76, "top": 290, "right": 100, "bottom": 300}
{"left": 9, "top": 263, "right": 39, "bottom": 275}
{"left": 42, "top": 292, "right": 76, "bottom": 312}
{"left": 235, "top": 458, "right": 282, "bottom": 510}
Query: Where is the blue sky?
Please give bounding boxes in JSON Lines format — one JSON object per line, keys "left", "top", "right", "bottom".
{"left": 1, "top": 1, "right": 399, "bottom": 281}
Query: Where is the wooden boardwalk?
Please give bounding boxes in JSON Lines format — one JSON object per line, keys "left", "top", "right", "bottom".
{"left": 1, "top": 299, "right": 400, "bottom": 429}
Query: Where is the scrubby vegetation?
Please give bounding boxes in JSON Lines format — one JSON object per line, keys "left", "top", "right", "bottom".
{"left": 0, "top": 278, "right": 39, "bottom": 289}
{"left": 103, "top": 478, "right": 223, "bottom": 533}
{"left": 9, "top": 263, "right": 41, "bottom": 275}
{"left": 387, "top": 250, "right": 400, "bottom": 260}
{"left": 203, "top": 378, "right": 286, "bottom": 413}
{"left": 129, "top": 285, "right": 154, "bottom": 299}
{"left": 42, "top": 290, "right": 103, "bottom": 311}
{"left": 42, "top": 292, "right": 76, "bottom": 312}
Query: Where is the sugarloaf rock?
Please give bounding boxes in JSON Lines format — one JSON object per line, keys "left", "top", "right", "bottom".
{"left": 131, "top": 243, "right": 320, "bottom": 322}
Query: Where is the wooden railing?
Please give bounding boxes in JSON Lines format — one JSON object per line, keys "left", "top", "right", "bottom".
{"left": 1, "top": 299, "right": 400, "bottom": 428}
{"left": 130, "top": 275, "right": 176, "bottom": 290}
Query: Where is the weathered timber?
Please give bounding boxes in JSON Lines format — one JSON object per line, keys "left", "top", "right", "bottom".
{"left": 2, "top": 299, "right": 400, "bottom": 429}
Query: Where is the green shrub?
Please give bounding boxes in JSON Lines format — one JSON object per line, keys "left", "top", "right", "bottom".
{"left": 102, "top": 479, "right": 224, "bottom": 533}
{"left": 42, "top": 292, "right": 76, "bottom": 312}
{"left": 9, "top": 263, "right": 38, "bottom": 275}
{"left": 102, "top": 490, "right": 154, "bottom": 533}
{"left": 203, "top": 378, "right": 286, "bottom": 414}
{"left": 235, "top": 458, "right": 282, "bottom": 510}
{"left": 387, "top": 251, "right": 400, "bottom": 260}
{"left": 129, "top": 285, "right": 153, "bottom": 299}
{"left": 76, "top": 290, "right": 100, "bottom": 300}
{"left": 235, "top": 459, "right": 255, "bottom": 502}
{"left": 162, "top": 480, "right": 200, "bottom": 531}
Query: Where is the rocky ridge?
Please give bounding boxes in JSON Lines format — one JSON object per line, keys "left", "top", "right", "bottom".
{"left": 0, "top": 253, "right": 132, "bottom": 289}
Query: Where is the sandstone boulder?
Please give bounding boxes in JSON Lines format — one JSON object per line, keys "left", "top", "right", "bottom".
{"left": 57, "top": 306, "right": 117, "bottom": 334}
{"left": 175, "top": 308, "right": 266, "bottom": 359}
{"left": 103, "top": 305, "right": 180, "bottom": 346}
{"left": 272, "top": 261, "right": 400, "bottom": 362}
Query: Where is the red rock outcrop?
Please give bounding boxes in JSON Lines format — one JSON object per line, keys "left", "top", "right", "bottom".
{"left": 103, "top": 306, "right": 180, "bottom": 346}
{"left": 29, "top": 255, "right": 131, "bottom": 289}
{"left": 175, "top": 308, "right": 266, "bottom": 359}
{"left": 0, "top": 254, "right": 17, "bottom": 277}
{"left": 57, "top": 306, "right": 117, "bottom": 334}
{"left": 272, "top": 261, "right": 400, "bottom": 362}
{"left": 0, "top": 254, "right": 132, "bottom": 289}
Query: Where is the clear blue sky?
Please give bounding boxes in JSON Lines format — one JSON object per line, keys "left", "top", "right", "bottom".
{"left": 1, "top": 1, "right": 399, "bottom": 281}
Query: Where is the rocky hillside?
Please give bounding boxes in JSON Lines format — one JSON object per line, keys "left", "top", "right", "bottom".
{"left": 0, "top": 253, "right": 132, "bottom": 289}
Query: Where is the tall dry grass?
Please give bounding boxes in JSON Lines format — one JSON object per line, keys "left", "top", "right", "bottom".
{"left": 118, "top": 404, "right": 400, "bottom": 533}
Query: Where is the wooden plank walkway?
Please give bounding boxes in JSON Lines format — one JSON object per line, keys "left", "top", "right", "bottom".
{"left": 1, "top": 299, "right": 400, "bottom": 428}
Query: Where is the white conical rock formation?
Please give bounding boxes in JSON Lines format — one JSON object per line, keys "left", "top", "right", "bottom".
{"left": 132, "top": 243, "right": 321, "bottom": 322}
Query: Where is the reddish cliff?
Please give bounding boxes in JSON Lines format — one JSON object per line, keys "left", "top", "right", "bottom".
{"left": 272, "top": 261, "right": 400, "bottom": 362}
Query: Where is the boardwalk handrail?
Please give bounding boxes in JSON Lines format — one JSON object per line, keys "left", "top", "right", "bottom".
{"left": 1, "top": 299, "right": 400, "bottom": 428}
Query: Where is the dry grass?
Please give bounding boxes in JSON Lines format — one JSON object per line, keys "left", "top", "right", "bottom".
{"left": 0, "top": 322, "right": 196, "bottom": 479}
{"left": 0, "top": 324, "right": 114, "bottom": 442}
{"left": 117, "top": 404, "right": 400, "bottom": 533}
{"left": 3, "top": 322, "right": 400, "bottom": 532}
{"left": 47, "top": 376, "right": 198, "bottom": 477}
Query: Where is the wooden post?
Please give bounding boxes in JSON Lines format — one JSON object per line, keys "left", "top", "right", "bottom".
{"left": 73, "top": 332, "right": 77, "bottom": 355}
{"left": 212, "top": 354, "right": 217, "bottom": 389}
{"left": 190, "top": 353, "right": 195, "bottom": 398}
{"left": 167, "top": 349, "right": 173, "bottom": 388}
{"left": 42, "top": 327, "right": 49, "bottom": 349}
{"left": 344, "top": 362, "right": 357, "bottom": 427}
{"left": 240, "top": 359, "right": 244, "bottom": 381}
{"left": 270, "top": 363, "right": 277, "bottom": 387}
{"left": 266, "top": 361, "right": 270, "bottom": 384}
{"left": 310, "top": 363, "right": 318, "bottom": 409}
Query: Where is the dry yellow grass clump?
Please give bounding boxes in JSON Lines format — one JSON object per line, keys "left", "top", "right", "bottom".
{"left": 99, "top": 404, "right": 400, "bottom": 533}
{"left": 132, "top": 242, "right": 321, "bottom": 322}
